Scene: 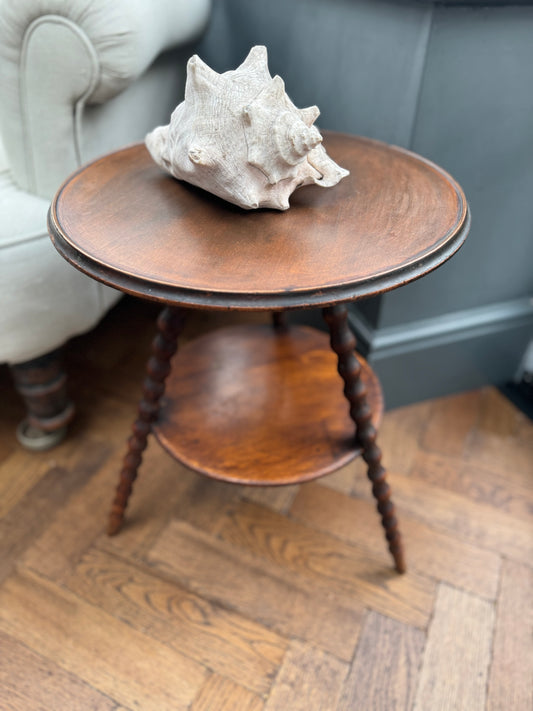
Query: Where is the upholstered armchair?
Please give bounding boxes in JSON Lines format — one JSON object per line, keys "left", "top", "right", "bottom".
{"left": 0, "top": 0, "right": 210, "bottom": 449}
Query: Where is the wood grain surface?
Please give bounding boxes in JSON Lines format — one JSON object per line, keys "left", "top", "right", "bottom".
{"left": 189, "top": 675, "right": 264, "bottom": 711}
{"left": 0, "top": 630, "right": 117, "bottom": 711}
{"left": 263, "top": 641, "right": 347, "bottom": 711}
{"left": 351, "top": 469, "right": 533, "bottom": 565}
{"left": 216, "top": 499, "right": 433, "bottom": 628}
{"left": 155, "top": 324, "right": 382, "bottom": 485}
{"left": 338, "top": 611, "right": 425, "bottom": 711}
{"left": 148, "top": 519, "right": 363, "bottom": 661}
{"left": 48, "top": 132, "right": 469, "bottom": 310}
{"left": 0, "top": 299, "right": 531, "bottom": 710}
{"left": 0, "top": 570, "right": 207, "bottom": 711}
{"left": 68, "top": 548, "right": 285, "bottom": 695}
{"left": 487, "top": 560, "right": 533, "bottom": 710}
{"left": 412, "top": 584, "right": 494, "bottom": 711}
{"left": 290, "top": 483, "right": 500, "bottom": 601}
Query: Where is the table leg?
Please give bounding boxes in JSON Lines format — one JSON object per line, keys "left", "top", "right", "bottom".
{"left": 107, "top": 307, "right": 186, "bottom": 536}
{"left": 322, "top": 304, "right": 406, "bottom": 574}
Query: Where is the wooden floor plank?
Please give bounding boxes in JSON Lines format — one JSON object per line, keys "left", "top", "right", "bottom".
{"left": 21, "top": 451, "right": 123, "bottom": 582}
{"left": 0, "top": 630, "right": 119, "bottom": 711}
{"left": 0, "top": 366, "right": 24, "bottom": 466}
{"left": 291, "top": 483, "right": 501, "bottom": 601}
{"left": 0, "top": 438, "right": 111, "bottom": 584}
{"left": 0, "top": 389, "right": 109, "bottom": 516}
{"left": 100, "top": 445, "right": 198, "bottom": 559}
{"left": 477, "top": 387, "right": 525, "bottom": 437}
{"left": 516, "top": 411, "right": 533, "bottom": 445}
{"left": 264, "top": 641, "right": 347, "bottom": 711}
{"left": 420, "top": 390, "right": 481, "bottom": 458}
{"left": 412, "top": 583, "right": 494, "bottom": 711}
{"left": 170, "top": 475, "right": 243, "bottom": 535}
{"left": 464, "top": 423, "right": 533, "bottom": 483}
{"left": 350, "top": 469, "right": 533, "bottom": 565}
{"left": 0, "top": 443, "right": 83, "bottom": 519}
{"left": 0, "top": 569, "right": 206, "bottom": 711}
{"left": 410, "top": 450, "right": 533, "bottom": 521}
{"left": 0, "top": 449, "right": 46, "bottom": 518}
{"left": 217, "top": 499, "right": 434, "bottom": 628}
{"left": 0, "top": 295, "right": 530, "bottom": 711}
{"left": 68, "top": 547, "right": 286, "bottom": 695}
{"left": 239, "top": 483, "right": 300, "bottom": 514}
{"left": 148, "top": 519, "right": 363, "bottom": 661}
{"left": 317, "top": 459, "right": 363, "bottom": 495}
{"left": 317, "top": 398, "right": 433, "bottom": 496}
{"left": 377, "top": 400, "right": 433, "bottom": 474}
{"left": 303, "top": 399, "right": 428, "bottom": 498}
{"left": 190, "top": 674, "right": 264, "bottom": 711}
{"left": 337, "top": 611, "right": 425, "bottom": 711}
{"left": 487, "top": 560, "right": 533, "bottom": 711}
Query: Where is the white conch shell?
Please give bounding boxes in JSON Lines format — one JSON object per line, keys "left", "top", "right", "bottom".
{"left": 145, "top": 46, "right": 349, "bottom": 210}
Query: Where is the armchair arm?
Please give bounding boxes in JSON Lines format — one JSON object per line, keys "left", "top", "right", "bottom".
{"left": 0, "top": 0, "right": 211, "bottom": 198}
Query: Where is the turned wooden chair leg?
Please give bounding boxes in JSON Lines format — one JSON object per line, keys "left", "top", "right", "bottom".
{"left": 9, "top": 348, "right": 75, "bottom": 451}
{"left": 107, "top": 307, "right": 186, "bottom": 536}
{"left": 323, "top": 304, "right": 406, "bottom": 574}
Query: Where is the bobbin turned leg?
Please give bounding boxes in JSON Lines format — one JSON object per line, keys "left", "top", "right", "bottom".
{"left": 10, "top": 349, "right": 75, "bottom": 451}
{"left": 323, "top": 304, "right": 406, "bottom": 574}
{"left": 107, "top": 307, "right": 185, "bottom": 536}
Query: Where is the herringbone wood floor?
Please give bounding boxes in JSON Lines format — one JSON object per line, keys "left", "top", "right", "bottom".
{"left": 1, "top": 297, "right": 532, "bottom": 710}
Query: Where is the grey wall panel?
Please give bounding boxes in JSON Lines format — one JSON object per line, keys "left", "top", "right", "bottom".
{"left": 378, "top": 5, "right": 533, "bottom": 327}
{"left": 197, "top": 0, "right": 533, "bottom": 404}
{"left": 364, "top": 319, "right": 533, "bottom": 408}
{"left": 198, "top": 0, "right": 432, "bottom": 146}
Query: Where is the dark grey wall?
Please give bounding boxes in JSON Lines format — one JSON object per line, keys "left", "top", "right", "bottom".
{"left": 197, "top": 0, "right": 431, "bottom": 146}
{"left": 198, "top": 1, "right": 533, "bottom": 407}
{"left": 381, "top": 6, "right": 533, "bottom": 326}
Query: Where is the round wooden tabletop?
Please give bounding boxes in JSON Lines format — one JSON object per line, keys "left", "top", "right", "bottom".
{"left": 49, "top": 132, "right": 470, "bottom": 310}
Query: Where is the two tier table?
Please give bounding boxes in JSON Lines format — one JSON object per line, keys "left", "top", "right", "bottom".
{"left": 48, "top": 132, "right": 470, "bottom": 573}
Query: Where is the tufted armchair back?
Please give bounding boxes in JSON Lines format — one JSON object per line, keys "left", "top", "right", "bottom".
{"left": 0, "top": 0, "right": 210, "bottom": 367}
{"left": 0, "top": 0, "right": 211, "bottom": 199}
{"left": 0, "top": 0, "right": 210, "bottom": 447}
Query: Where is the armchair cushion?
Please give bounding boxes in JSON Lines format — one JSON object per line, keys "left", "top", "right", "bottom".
{"left": 0, "top": 153, "right": 119, "bottom": 364}
{"left": 0, "top": 0, "right": 211, "bottom": 196}
{"left": 0, "top": 0, "right": 211, "bottom": 364}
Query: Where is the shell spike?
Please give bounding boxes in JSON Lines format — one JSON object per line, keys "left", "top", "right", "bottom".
{"left": 307, "top": 145, "right": 350, "bottom": 187}
{"left": 248, "top": 74, "right": 288, "bottom": 106}
{"left": 271, "top": 74, "right": 286, "bottom": 95}
{"left": 145, "top": 125, "right": 170, "bottom": 170}
{"left": 238, "top": 45, "right": 270, "bottom": 78}
{"left": 299, "top": 105, "right": 320, "bottom": 126}
{"left": 188, "top": 145, "right": 214, "bottom": 167}
{"left": 185, "top": 55, "right": 220, "bottom": 99}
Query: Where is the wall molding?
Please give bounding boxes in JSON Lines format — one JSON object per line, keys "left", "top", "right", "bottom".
{"left": 350, "top": 297, "right": 533, "bottom": 358}
{"left": 349, "top": 297, "right": 533, "bottom": 408}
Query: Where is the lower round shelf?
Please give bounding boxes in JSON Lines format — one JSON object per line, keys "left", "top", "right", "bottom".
{"left": 154, "top": 324, "right": 383, "bottom": 485}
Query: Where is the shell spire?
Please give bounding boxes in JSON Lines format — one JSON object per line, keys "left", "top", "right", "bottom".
{"left": 145, "top": 45, "right": 349, "bottom": 210}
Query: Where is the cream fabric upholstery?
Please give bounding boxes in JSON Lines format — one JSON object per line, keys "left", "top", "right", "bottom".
{"left": 0, "top": 0, "right": 210, "bottom": 364}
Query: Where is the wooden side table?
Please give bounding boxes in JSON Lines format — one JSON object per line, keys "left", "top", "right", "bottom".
{"left": 48, "top": 132, "right": 470, "bottom": 574}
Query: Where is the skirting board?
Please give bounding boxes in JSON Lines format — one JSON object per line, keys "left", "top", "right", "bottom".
{"left": 348, "top": 297, "right": 533, "bottom": 409}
